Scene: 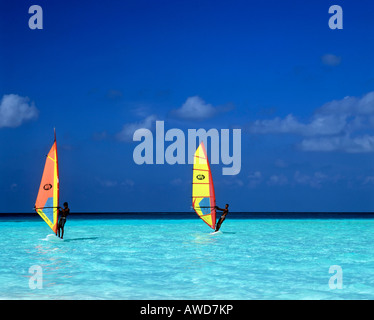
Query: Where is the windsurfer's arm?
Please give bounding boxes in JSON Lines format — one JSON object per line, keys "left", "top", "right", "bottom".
{"left": 215, "top": 206, "right": 224, "bottom": 211}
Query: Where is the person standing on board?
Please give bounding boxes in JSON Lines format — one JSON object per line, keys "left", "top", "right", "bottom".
{"left": 57, "top": 202, "right": 70, "bottom": 239}
{"left": 215, "top": 204, "right": 229, "bottom": 232}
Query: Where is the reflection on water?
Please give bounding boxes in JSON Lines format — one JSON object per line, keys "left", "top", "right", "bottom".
{"left": 22, "top": 235, "right": 99, "bottom": 297}
{"left": 25, "top": 241, "right": 74, "bottom": 292}
{"left": 190, "top": 233, "right": 217, "bottom": 245}
{"left": 180, "top": 232, "right": 220, "bottom": 273}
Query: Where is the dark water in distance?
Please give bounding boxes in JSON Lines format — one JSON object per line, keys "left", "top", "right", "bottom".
{"left": 1, "top": 212, "right": 374, "bottom": 221}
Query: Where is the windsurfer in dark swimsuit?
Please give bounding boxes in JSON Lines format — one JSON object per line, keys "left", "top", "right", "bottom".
{"left": 215, "top": 204, "right": 229, "bottom": 232}
{"left": 57, "top": 202, "right": 70, "bottom": 239}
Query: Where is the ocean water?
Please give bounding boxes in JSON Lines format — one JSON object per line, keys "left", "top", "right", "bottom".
{"left": 1, "top": 213, "right": 374, "bottom": 300}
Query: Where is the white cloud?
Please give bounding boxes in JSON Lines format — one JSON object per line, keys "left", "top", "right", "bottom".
{"left": 106, "top": 89, "right": 123, "bottom": 99}
{"left": 221, "top": 176, "right": 244, "bottom": 187}
{"left": 321, "top": 54, "right": 342, "bottom": 66}
{"left": 363, "top": 176, "right": 374, "bottom": 185}
{"left": 122, "top": 179, "right": 135, "bottom": 187}
{"left": 275, "top": 159, "right": 288, "bottom": 168}
{"left": 116, "top": 115, "right": 157, "bottom": 142}
{"left": 171, "top": 96, "right": 217, "bottom": 120}
{"left": 0, "top": 94, "right": 39, "bottom": 128}
{"left": 300, "top": 134, "right": 374, "bottom": 153}
{"left": 294, "top": 171, "right": 328, "bottom": 188}
{"left": 97, "top": 179, "right": 118, "bottom": 188}
{"left": 97, "top": 178, "right": 134, "bottom": 188}
{"left": 249, "top": 113, "right": 346, "bottom": 136}
{"left": 267, "top": 174, "right": 288, "bottom": 186}
{"left": 318, "top": 91, "right": 374, "bottom": 116}
{"left": 248, "top": 91, "right": 374, "bottom": 153}
{"left": 248, "top": 171, "right": 262, "bottom": 188}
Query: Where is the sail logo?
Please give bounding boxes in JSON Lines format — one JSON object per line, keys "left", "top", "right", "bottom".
{"left": 43, "top": 184, "right": 52, "bottom": 191}
{"left": 196, "top": 174, "right": 205, "bottom": 180}
{"left": 133, "top": 121, "right": 241, "bottom": 176}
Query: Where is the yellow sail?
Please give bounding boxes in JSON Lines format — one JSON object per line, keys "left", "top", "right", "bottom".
{"left": 192, "top": 142, "right": 216, "bottom": 229}
{"left": 35, "top": 132, "right": 59, "bottom": 234}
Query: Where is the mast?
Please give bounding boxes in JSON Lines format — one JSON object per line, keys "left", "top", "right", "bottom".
{"left": 54, "top": 128, "right": 59, "bottom": 235}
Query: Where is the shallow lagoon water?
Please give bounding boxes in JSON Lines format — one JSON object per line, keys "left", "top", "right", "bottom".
{"left": 1, "top": 213, "right": 374, "bottom": 299}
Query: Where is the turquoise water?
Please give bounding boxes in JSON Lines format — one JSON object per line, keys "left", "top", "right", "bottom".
{"left": 1, "top": 214, "right": 374, "bottom": 300}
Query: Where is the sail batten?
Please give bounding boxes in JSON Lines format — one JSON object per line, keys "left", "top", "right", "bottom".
{"left": 192, "top": 142, "right": 216, "bottom": 230}
{"left": 35, "top": 134, "right": 59, "bottom": 234}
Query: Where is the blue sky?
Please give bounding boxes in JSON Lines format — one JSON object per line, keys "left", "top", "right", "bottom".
{"left": 1, "top": 0, "right": 374, "bottom": 213}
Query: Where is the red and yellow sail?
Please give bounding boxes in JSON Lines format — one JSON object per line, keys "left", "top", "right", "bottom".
{"left": 35, "top": 132, "right": 59, "bottom": 234}
{"left": 192, "top": 142, "right": 216, "bottom": 230}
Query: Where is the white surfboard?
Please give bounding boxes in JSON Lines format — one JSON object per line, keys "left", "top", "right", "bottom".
{"left": 210, "top": 230, "right": 222, "bottom": 235}
{"left": 46, "top": 234, "right": 64, "bottom": 242}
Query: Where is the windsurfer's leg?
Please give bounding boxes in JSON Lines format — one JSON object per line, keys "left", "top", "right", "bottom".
{"left": 215, "top": 218, "right": 223, "bottom": 231}
{"left": 60, "top": 220, "right": 65, "bottom": 239}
